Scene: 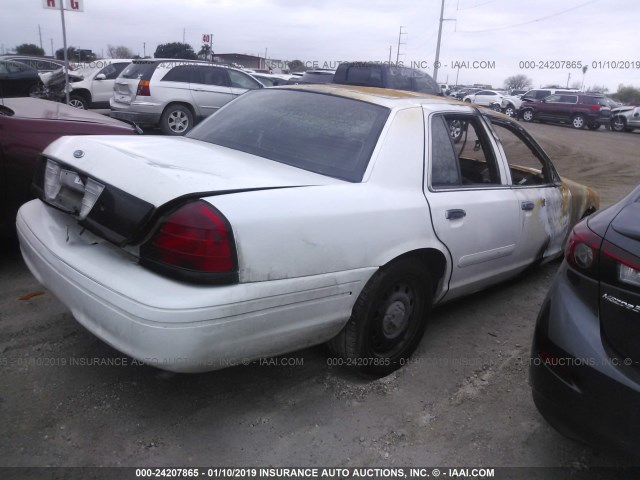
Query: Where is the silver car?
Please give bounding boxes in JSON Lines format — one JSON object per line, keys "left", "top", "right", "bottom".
{"left": 110, "top": 59, "right": 263, "bottom": 135}
{"left": 611, "top": 105, "right": 640, "bottom": 133}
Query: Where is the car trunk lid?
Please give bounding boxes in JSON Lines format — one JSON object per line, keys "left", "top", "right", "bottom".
{"left": 600, "top": 202, "right": 640, "bottom": 365}
{"left": 37, "top": 135, "right": 342, "bottom": 245}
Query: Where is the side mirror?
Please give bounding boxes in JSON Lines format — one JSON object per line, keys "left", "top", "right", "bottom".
{"left": 95, "top": 73, "right": 106, "bottom": 80}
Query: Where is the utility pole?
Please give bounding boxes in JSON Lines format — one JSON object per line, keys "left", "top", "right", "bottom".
{"left": 396, "top": 26, "right": 407, "bottom": 65}
{"left": 388, "top": 45, "right": 392, "bottom": 64}
{"left": 50, "top": 38, "right": 54, "bottom": 57}
{"left": 566, "top": 72, "right": 571, "bottom": 88}
{"left": 143, "top": 42, "right": 146, "bottom": 57}
{"left": 183, "top": 28, "right": 186, "bottom": 43}
{"left": 433, "top": 0, "right": 456, "bottom": 82}
{"left": 38, "top": 25, "right": 43, "bottom": 51}
{"left": 264, "top": 47, "right": 268, "bottom": 70}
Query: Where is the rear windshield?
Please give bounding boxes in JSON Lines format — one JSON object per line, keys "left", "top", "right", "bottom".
{"left": 120, "top": 62, "right": 156, "bottom": 79}
{"left": 187, "top": 89, "right": 389, "bottom": 182}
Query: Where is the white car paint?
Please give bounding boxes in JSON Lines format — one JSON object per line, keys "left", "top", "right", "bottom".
{"left": 16, "top": 85, "right": 598, "bottom": 372}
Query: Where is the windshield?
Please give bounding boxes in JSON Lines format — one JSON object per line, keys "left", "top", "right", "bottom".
{"left": 187, "top": 89, "right": 389, "bottom": 182}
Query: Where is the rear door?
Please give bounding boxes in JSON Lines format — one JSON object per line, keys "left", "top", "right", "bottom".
{"left": 424, "top": 110, "right": 522, "bottom": 299}
{"left": 190, "top": 65, "right": 233, "bottom": 118}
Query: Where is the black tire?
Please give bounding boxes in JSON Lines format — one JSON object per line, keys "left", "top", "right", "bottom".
{"left": 448, "top": 119, "right": 464, "bottom": 144}
{"left": 68, "top": 94, "right": 88, "bottom": 110}
{"left": 587, "top": 123, "right": 600, "bottom": 130}
{"left": 161, "top": 104, "right": 194, "bottom": 135}
{"left": 490, "top": 103, "right": 502, "bottom": 112}
{"left": 327, "top": 258, "right": 432, "bottom": 376}
{"left": 571, "top": 114, "right": 586, "bottom": 129}
{"left": 611, "top": 116, "right": 626, "bottom": 132}
{"left": 522, "top": 109, "right": 534, "bottom": 122}
{"left": 504, "top": 104, "right": 516, "bottom": 118}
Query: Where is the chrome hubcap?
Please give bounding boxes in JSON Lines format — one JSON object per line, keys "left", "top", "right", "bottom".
{"left": 69, "top": 99, "right": 85, "bottom": 109}
{"left": 168, "top": 111, "right": 189, "bottom": 132}
{"left": 573, "top": 117, "right": 584, "bottom": 128}
{"left": 382, "top": 300, "right": 408, "bottom": 340}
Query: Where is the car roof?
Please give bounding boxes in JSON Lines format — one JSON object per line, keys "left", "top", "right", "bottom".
{"left": 274, "top": 84, "right": 473, "bottom": 110}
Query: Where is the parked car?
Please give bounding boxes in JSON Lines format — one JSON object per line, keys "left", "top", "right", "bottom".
{"left": 500, "top": 88, "right": 581, "bottom": 118}
{"left": 0, "top": 55, "right": 65, "bottom": 72}
{"left": 251, "top": 73, "right": 291, "bottom": 87}
{"left": 67, "top": 59, "right": 132, "bottom": 109}
{"left": 17, "top": 85, "right": 598, "bottom": 376}
{"left": 110, "top": 59, "right": 263, "bottom": 135}
{"left": 0, "top": 59, "right": 41, "bottom": 97}
{"left": 610, "top": 105, "right": 640, "bottom": 133}
{"left": 520, "top": 92, "right": 611, "bottom": 129}
{"left": 463, "top": 89, "right": 504, "bottom": 106}
{"left": 450, "top": 87, "right": 480, "bottom": 100}
{"left": 332, "top": 62, "right": 441, "bottom": 95}
{"left": 0, "top": 97, "right": 137, "bottom": 236}
{"left": 289, "top": 69, "right": 335, "bottom": 84}
{"left": 530, "top": 184, "right": 640, "bottom": 459}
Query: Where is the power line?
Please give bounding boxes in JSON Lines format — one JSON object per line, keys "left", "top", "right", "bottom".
{"left": 457, "top": 0, "right": 601, "bottom": 33}
{"left": 457, "top": 0, "right": 499, "bottom": 11}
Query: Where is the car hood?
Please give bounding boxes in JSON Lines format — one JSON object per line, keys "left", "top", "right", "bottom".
{"left": 2, "top": 97, "right": 130, "bottom": 128}
{"left": 43, "top": 135, "right": 343, "bottom": 207}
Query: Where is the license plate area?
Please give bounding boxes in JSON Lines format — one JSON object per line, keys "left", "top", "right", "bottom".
{"left": 44, "top": 160, "right": 105, "bottom": 221}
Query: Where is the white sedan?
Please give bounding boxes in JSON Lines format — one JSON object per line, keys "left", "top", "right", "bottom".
{"left": 463, "top": 89, "right": 504, "bottom": 106}
{"left": 17, "top": 85, "right": 599, "bottom": 376}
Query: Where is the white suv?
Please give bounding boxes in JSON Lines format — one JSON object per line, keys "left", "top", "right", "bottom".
{"left": 68, "top": 59, "right": 132, "bottom": 109}
{"left": 110, "top": 59, "right": 263, "bottom": 135}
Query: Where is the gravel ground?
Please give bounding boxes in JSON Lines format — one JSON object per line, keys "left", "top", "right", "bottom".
{"left": 1, "top": 122, "right": 639, "bottom": 477}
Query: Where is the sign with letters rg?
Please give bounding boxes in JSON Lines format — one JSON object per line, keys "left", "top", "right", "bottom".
{"left": 42, "top": 0, "right": 84, "bottom": 11}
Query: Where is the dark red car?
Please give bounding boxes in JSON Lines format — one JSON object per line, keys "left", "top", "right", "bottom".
{"left": 0, "top": 97, "right": 137, "bottom": 236}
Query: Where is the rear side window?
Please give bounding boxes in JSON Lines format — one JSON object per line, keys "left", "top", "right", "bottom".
{"left": 387, "top": 67, "right": 412, "bottom": 91}
{"left": 188, "top": 89, "right": 389, "bottom": 182}
{"left": 430, "top": 114, "right": 501, "bottom": 188}
{"left": 431, "top": 116, "right": 461, "bottom": 186}
{"left": 581, "top": 96, "right": 606, "bottom": 106}
{"left": 336, "top": 64, "right": 383, "bottom": 87}
{"left": 559, "top": 95, "right": 578, "bottom": 103}
{"left": 191, "top": 66, "right": 227, "bottom": 86}
{"left": 121, "top": 62, "right": 156, "bottom": 79}
{"left": 162, "top": 65, "right": 194, "bottom": 83}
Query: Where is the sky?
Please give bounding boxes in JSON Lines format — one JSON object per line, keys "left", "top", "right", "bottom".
{"left": 1, "top": 0, "right": 639, "bottom": 92}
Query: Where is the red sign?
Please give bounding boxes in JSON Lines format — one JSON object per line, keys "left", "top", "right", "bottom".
{"left": 42, "top": 0, "right": 83, "bottom": 11}
{"left": 202, "top": 34, "right": 210, "bottom": 44}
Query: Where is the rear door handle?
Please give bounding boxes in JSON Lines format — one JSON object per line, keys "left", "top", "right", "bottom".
{"left": 446, "top": 209, "right": 466, "bottom": 220}
{"left": 521, "top": 201, "right": 535, "bottom": 211}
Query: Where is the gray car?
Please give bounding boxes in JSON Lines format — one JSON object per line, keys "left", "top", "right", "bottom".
{"left": 110, "top": 59, "right": 263, "bottom": 135}
{"left": 610, "top": 105, "right": 640, "bottom": 133}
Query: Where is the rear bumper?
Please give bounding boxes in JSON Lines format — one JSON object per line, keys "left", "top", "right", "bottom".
{"left": 109, "top": 109, "right": 161, "bottom": 125}
{"left": 530, "top": 263, "right": 640, "bottom": 459}
{"left": 17, "top": 200, "right": 371, "bottom": 372}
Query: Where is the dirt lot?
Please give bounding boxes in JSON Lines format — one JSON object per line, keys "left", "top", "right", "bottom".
{"left": 0, "top": 123, "right": 638, "bottom": 476}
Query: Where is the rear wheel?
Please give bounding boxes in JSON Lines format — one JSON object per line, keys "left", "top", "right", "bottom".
{"left": 161, "top": 105, "right": 194, "bottom": 135}
{"left": 327, "top": 258, "right": 432, "bottom": 377}
{"left": 572, "top": 114, "right": 586, "bottom": 129}
{"left": 522, "top": 109, "right": 534, "bottom": 122}
{"left": 448, "top": 119, "right": 464, "bottom": 144}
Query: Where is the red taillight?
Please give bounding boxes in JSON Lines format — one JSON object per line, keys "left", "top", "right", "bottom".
{"left": 565, "top": 220, "right": 602, "bottom": 274}
{"left": 590, "top": 104, "right": 601, "bottom": 111}
{"left": 136, "top": 79, "right": 150, "bottom": 96}
{"left": 141, "top": 201, "right": 236, "bottom": 279}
